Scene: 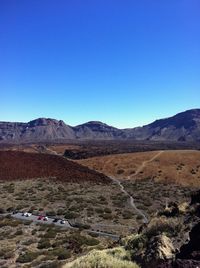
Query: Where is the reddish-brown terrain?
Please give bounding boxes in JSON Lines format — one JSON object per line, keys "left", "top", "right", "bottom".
{"left": 0, "top": 151, "right": 110, "bottom": 183}
{"left": 78, "top": 150, "right": 200, "bottom": 187}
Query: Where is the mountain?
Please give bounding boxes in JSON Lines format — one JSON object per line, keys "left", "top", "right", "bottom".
{"left": 126, "top": 109, "right": 200, "bottom": 142}
{"left": 0, "top": 118, "right": 75, "bottom": 142}
{"left": 74, "top": 121, "right": 124, "bottom": 140}
{"left": 0, "top": 109, "right": 200, "bottom": 143}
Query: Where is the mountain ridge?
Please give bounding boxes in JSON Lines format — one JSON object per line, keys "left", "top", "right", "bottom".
{"left": 0, "top": 109, "right": 200, "bottom": 143}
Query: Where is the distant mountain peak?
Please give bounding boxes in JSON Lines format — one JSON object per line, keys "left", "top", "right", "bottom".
{"left": 0, "top": 109, "right": 200, "bottom": 143}
{"left": 81, "top": 121, "right": 115, "bottom": 128}
{"left": 28, "top": 118, "right": 59, "bottom": 126}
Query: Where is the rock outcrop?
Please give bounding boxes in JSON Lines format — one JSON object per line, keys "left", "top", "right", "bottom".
{"left": 144, "top": 235, "right": 175, "bottom": 268}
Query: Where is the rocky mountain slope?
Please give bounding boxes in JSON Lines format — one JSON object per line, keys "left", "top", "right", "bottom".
{"left": 127, "top": 109, "right": 200, "bottom": 142}
{"left": 0, "top": 109, "right": 199, "bottom": 143}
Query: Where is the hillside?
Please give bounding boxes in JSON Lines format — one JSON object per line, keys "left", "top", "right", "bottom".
{"left": 0, "top": 109, "right": 200, "bottom": 143}
{"left": 127, "top": 109, "right": 200, "bottom": 142}
{"left": 64, "top": 189, "right": 200, "bottom": 268}
{"left": 0, "top": 151, "right": 110, "bottom": 183}
{"left": 78, "top": 150, "right": 200, "bottom": 187}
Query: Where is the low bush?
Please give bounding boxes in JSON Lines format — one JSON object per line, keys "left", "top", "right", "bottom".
{"left": 14, "top": 229, "right": 23, "bottom": 236}
{"left": 43, "top": 228, "right": 58, "bottom": 239}
{"left": 64, "top": 248, "right": 139, "bottom": 268}
{"left": 101, "top": 213, "right": 113, "bottom": 220}
{"left": 72, "top": 222, "right": 91, "bottom": 229}
{"left": 104, "top": 208, "right": 112, "bottom": 213}
{"left": 117, "top": 169, "right": 125, "bottom": 174}
{"left": 144, "top": 217, "right": 182, "bottom": 238}
{"left": 64, "top": 211, "right": 78, "bottom": 219}
{"left": 47, "top": 211, "right": 56, "bottom": 217}
{"left": 17, "top": 251, "right": 40, "bottom": 263}
{"left": 38, "top": 239, "right": 51, "bottom": 249}
{"left": 0, "top": 208, "right": 5, "bottom": 214}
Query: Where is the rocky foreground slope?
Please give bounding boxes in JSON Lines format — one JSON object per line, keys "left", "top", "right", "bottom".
{"left": 0, "top": 109, "right": 200, "bottom": 143}
{"left": 64, "top": 190, "right": 200, "bottom": 268}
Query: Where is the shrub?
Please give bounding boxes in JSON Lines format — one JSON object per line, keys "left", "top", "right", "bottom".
{"left": 72, "top": 222, "right": 91, "bottom": 229}
{"left": 47, "top": 211, "right": 56, "bottom": 217}
{"left": 64, "top": 211, "right": 78, "bottom": 219}
{"left": 22, "top": 238, "right": 37, "bottom": 246}
{"left": 32, "top": 229, "right": 37, "bottom": 235}
{"left": 14, "top": 229, "right": 23, "bottom": 236}
{"left": 144, "top": 217, "right": 182, "bottom": 238}
{"left": 43, "top": 228, "right": 58, "bottom": 239}
{"left": 117, "top": 169, "right": 125, "bottom": 174}
{"left": 95, "top": 208, "right": 104, "bottom": 214}
{"left": 57, "top": 251, "right": 71, "bottom": 260}
{"left": 38, "top": 239, "right": 51, "bottom": 249}
{"left": 136, "top": 215, "right": 143, "bottom": 220}
{"left": 125, "top": 234, "right": 147, "bottom": 253}
{"left": 57, "top": 208, "right": 64, "bottom": 215}
{"left": 101, "top": 213, "right": 113, "bottom": 220}
{"left": 122, "top": 211, "right": 133, "bottom": 219}
{"left": 84, "top": 237, "right": 99, "bottom": 246}
{"left": 0, "top": 208, "right": 5, "bottom": 214}
{"left": 0, "top": 218, "right": 21, "bottom": 227}
{"left": 6, "top": 207, "right": 15, "bottom": 212}
{"left": 64, "top": 248, "right": 139, "bottom": 268}
{"left": 0, "top": 248, "right": 15, "bottom": 259}
{"left": 104, "top": 208, "right": 112, "bottom": 213}
{"left": 17, "top": 251, "right": 40, "bottom": 263}
{"left": 39, "top": 261, "right": 61, "bottom": 268}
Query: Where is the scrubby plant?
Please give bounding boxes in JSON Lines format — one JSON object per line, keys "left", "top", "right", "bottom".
{"left": 17, "top": 251, "right": 40, "bottom": 263}
{"left": 125, "top": 234, "right": 147, "bottom": 254}
{"left": 64, "top": 248, "right": 139, "bottom": 268}
{"left": 0, "top": 208, "right": 5, "bottom": 214}
{"left": 144, "top": 217, "right": 182, "bottom": 238}
{"left": 64, "top": 211, "right": 78, "bottom": 219}
{"left": 104, "top": 208, "right": 112, "bottom": 214}
{"left": 117, "top": 169, "right": 125, "bottom": 174}
{"left": 42, "top": 228, "right": 58, "bottom": 239}
{"left": 38, "top": 238, "right": 51, "bottom": 249}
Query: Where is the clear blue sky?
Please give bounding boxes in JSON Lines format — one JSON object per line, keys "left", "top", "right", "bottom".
{"left": 0, "top": 0, "right": 199, "bottom": 128}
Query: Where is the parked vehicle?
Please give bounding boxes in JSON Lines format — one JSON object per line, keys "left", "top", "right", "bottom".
{"left": 37, "top": 215, "right": 44, "bottom": 220}
{"left": 43, "top": 216, "right": 48, "bottom": 221}
{"left": 22, "top": 212, "right": 28, "bottom": 216}
{"left": 60, "top": 219, "right": 66, "bottom": 224}
{"left": 53, "top": 218, "right": 59, "bottom": 223}
{"left": 12, "top": 210, "right": 18, "bottom": 214}
{"left": 25, "top": 213, "right": 32, "bottom": 217}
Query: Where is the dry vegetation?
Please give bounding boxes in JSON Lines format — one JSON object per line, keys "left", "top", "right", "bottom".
{"left": 122, "top": 178, "right": 192, "bottom": 218}
{"left": 0, "top": 178, "right": 143, "bottom": 267}
{"left": 0, "top": 149, "right": 199, "bottom": 267}
{"left": 78, "top": 150, "right": 200, "bottom": 187}
{"left": 0, "top": 179, "right": 140, "bottom": 235}
{"left": 0, "top": 215, "right": 111, "bottom": 268}
{"left": 64, "top": 247, "right": 139, "bottom": 268}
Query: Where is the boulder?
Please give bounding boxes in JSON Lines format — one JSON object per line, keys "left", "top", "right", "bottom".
{"left": 144, "top": 234, "right": 175, "bottom": 268}
{"left": 190, "top": 190, "right": 200, "bottom": 205}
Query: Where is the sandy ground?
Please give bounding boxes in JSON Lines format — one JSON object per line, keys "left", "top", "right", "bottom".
{"left": 78, "top": 150, "right": 200, "bottom": 187}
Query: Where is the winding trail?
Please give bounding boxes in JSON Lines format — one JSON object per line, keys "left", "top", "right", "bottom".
{"left": 109, "top": 151, "right": 164, "bottom": 224}
{"left": 131, "top": 150, "right": 164, "bottom": 178}
{"left": 110, "top": 176, "right": 149, "bottom": 223}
